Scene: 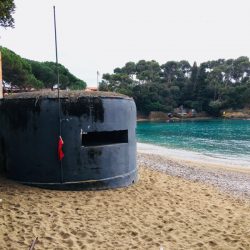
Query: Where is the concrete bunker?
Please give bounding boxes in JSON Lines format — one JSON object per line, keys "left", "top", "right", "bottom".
{"left": 0, "top": 90, "right": 137, "bottom": 190}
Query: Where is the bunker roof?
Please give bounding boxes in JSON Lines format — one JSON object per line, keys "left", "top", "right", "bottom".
{"left": 4, "top": 90, "right": 132, "bottom": 100}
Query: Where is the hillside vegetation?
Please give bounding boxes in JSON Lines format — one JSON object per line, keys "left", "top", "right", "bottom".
{"left": 1, "top": 47, "right": 86, "bottom": 90}
{"left": 100, "top": 58, "right": 250, "bottom": 116}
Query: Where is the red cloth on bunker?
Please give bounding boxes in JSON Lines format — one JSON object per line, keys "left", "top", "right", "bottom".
{"left": 58, "top": 136, "right": 64, "bottom": 161}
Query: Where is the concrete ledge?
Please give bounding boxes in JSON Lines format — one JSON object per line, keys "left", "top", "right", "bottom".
{"left": 16, "top": 168, "right": 138, "bottom": 190}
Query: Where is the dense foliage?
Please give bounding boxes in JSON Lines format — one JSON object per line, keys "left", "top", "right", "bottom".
{"left": 0, "top": 0, "right": 15, "bottom": 28}
{"left": 100, "top": 58, "right": 250, "bottom": 116}
{"left": 1, "top": 47, "right": 86, "bottom": 90}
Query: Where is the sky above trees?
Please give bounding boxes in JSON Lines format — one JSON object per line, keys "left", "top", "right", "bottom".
{"left": 1, "top": 0, "right": 250, "bottom": 86}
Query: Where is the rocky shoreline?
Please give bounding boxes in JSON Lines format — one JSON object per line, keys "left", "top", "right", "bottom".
{"left": 137, "top": 109, "right": 250, "bottom": 121}
{"left": 138, "top": 153, "right": 250, "bottom": 201}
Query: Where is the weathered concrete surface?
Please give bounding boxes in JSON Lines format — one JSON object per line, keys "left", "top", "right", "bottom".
{"left": 0, "top": 91, "right": 137, "bottom": 189}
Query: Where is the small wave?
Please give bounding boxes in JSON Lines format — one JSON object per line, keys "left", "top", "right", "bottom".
{"left": 137, "top": 142, "right": 250, "bottom": 168}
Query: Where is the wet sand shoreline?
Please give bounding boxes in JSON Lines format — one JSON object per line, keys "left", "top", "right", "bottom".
{"left": 137, "top": 142, "right": 250, "bottom": 171}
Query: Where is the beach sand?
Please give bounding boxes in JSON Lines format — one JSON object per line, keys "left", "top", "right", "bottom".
{"left": 1, "top": 147, "right": 250, "bottom": 249}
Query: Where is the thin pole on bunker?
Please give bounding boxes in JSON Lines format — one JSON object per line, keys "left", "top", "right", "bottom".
{"left": 53, "top": 5, "right": 64, "bottom": 183}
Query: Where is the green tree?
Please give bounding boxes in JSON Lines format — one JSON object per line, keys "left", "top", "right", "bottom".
{"left": 1, "top": 46, "right": 86, "bottom": 90}
{"left": 136, "top": 60, "right": 161, "bottom": 84}
{"left": 28, "top": 60, "right": 86, "bottom": 90}
{"left": 102, "top": 58, "right": 250, "bottom": 116}
{"left": 0, "top": 0, "right": 15, "bottom": 28}
{"left": 161, "top": 61, "right": 179, "bottom": 85}
{"left": 1, "top": 47, "right": 43, "bottom": 88}
{"left": 190, "top": 62, "right": 198, "bottom": 88}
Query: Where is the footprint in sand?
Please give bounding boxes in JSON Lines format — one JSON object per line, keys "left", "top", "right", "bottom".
{"left": 64, "top": 239, "right": 74, "bottom": 247}
{"left": 44, "top": 236, "right": 53, "bottom": 241}
{"left": 141, "top": 235, "right": 153, "bottom": 242}
{"left": 130, "top": 231, "right": 138, "bottom": 237}
{"left": 60, "top": 231, "right": 71, "bottom": 239}
{"left": 87, "top": 238, "right": 95, "bottom": 244}
{"left": 208, "top": 240, "right": 217, "bottom": 247}
{"left": 79, "top": 231, "right": 87, "bottom": 238}
{"left": 196, "top": 242, "right": 204, "bottom": 247}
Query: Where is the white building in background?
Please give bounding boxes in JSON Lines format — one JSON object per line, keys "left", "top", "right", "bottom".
{"left": 85, "top": 86, "right": 98, "bottom": 92}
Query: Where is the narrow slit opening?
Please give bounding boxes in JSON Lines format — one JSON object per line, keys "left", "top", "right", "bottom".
{"left": 82, "top": 130, "right": 128, "bottom": 147}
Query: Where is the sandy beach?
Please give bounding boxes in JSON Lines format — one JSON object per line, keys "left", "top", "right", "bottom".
{"left": 1, "top": 144, "right": 250, "bottom": 249}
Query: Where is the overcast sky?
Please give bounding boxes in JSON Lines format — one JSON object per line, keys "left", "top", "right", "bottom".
{"left": 1, "top": 0, "right": 250, "bottom": 86}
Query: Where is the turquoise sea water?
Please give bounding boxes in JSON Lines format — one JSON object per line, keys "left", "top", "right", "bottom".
{"left": 137, "top": 119, "right": 250, "bottom": 166}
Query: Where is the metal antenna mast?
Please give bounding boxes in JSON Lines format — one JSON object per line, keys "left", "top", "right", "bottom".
{"left": 53, "top": 6, "right": 61, "bottom": 134}
{"left": 53, "top": 6, "right": 63, "bottom": 183}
